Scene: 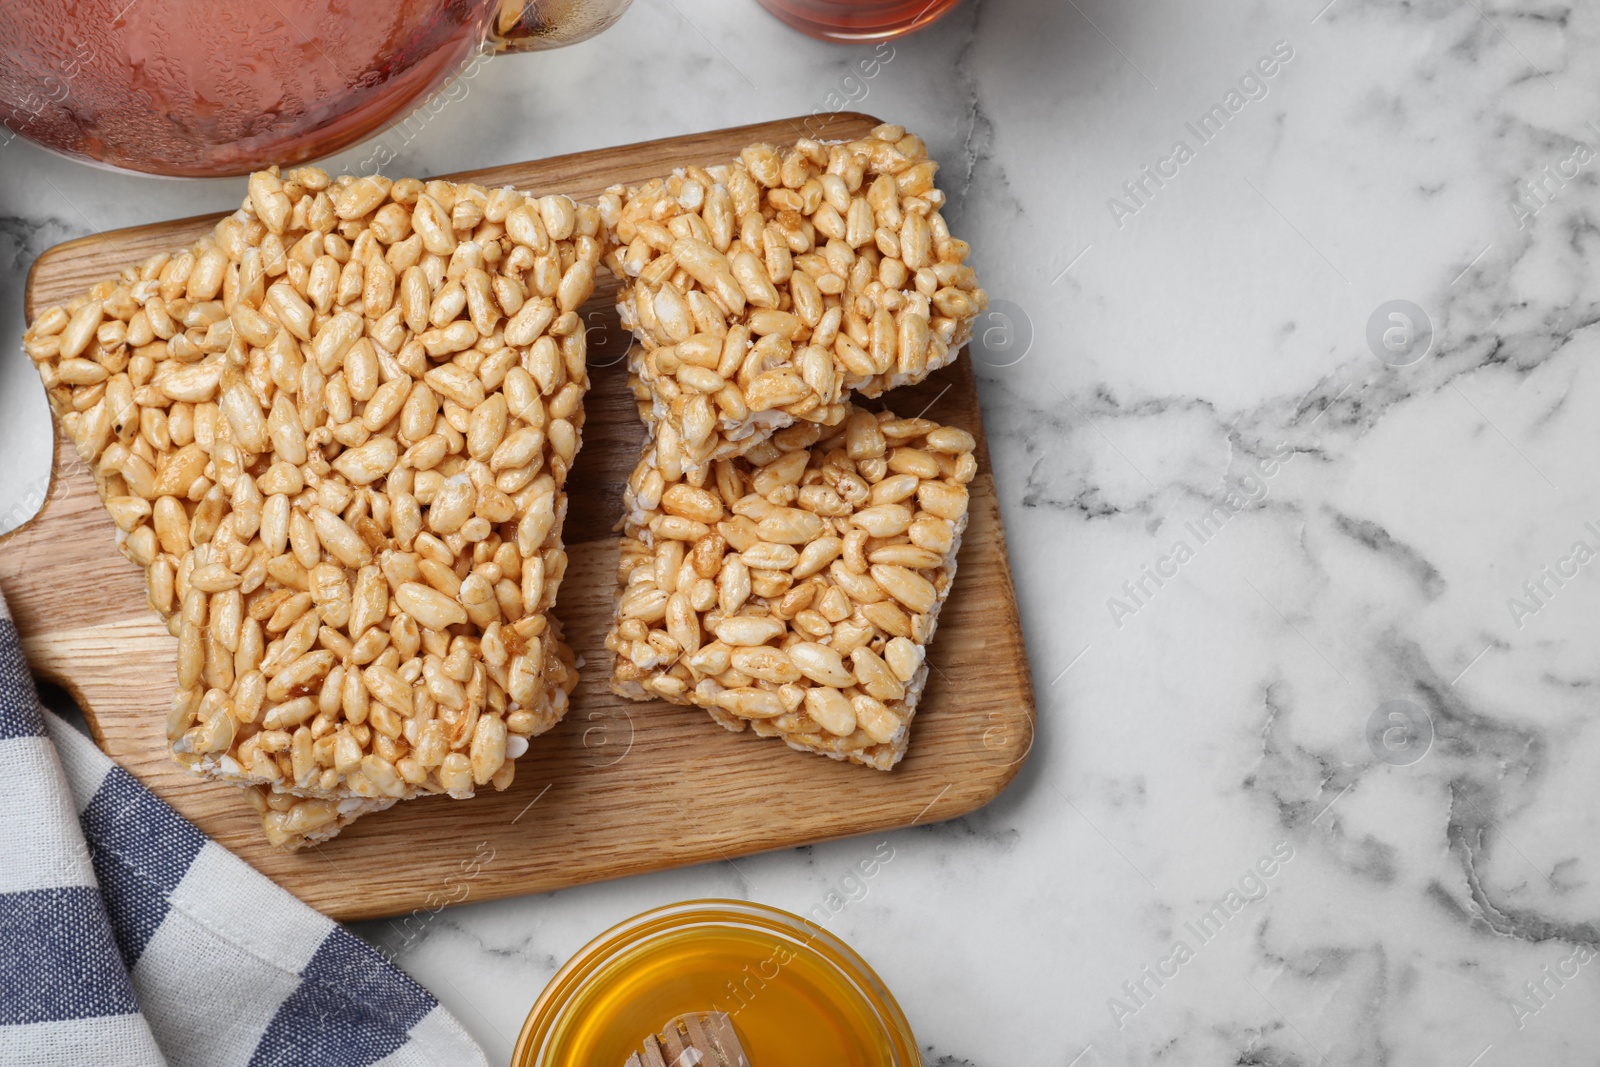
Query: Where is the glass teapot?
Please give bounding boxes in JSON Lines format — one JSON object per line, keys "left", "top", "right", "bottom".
{"left": 0, "top": 0, "right": 633, "bottom": 177}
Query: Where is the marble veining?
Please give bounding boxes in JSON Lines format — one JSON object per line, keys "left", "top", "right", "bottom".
{"left": 6, "top": 0, "right": 1600, "bottom": 1063}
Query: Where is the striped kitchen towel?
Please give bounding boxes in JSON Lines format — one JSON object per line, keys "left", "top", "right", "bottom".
{"left": 0, "top": 594, "right": 487, "bottom": 1067}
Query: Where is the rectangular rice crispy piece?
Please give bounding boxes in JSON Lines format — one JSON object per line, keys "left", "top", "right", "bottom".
{"left": 605, "top": 405, "right": 976, "bottom": 770}
{"left": 22, "top": 167, "right": 598, "bottom": 843}
{"left": 599, "top": 123, "right": 988, "bottom": 473}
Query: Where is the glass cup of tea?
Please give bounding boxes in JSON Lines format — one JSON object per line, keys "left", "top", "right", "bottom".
{"left": 0, "top": 0, "right": 633, "bottom": 178}
{"left": 754, "top": 0, "right": 963, "bottom": 41}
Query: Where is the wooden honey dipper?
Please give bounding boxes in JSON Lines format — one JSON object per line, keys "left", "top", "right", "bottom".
{"left": 624, "top": 1012, "right": 752, "bottom": 1067}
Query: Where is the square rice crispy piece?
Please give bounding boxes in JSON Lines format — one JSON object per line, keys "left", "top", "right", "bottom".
{"left": 605, "top": 405, "right": 977, "bottom": 770}
{"left": 600, "top": 123, "right": 988, "bottom": 473}
{"left": 22, "top": 167, "right": 598, "bottom": 844}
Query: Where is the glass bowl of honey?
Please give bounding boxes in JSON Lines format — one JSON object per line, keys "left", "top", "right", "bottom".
{"left": 513, "top": 899, "right": 920, "bottom": 1066}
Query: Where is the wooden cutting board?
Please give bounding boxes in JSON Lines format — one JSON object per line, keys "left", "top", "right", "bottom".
{"left": 5, "top": 112, "right": 1036, "bottom": 921}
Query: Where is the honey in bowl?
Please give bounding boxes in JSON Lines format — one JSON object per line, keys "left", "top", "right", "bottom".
{"left": 515, "top": 900, "right": 918, "bottom": 1067}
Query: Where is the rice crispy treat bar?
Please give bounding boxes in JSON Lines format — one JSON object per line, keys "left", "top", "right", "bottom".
{"left": 599, "top": 123, "right": 988, "bottom": 472}
{"left": 22, "top": 167, "right": 598, "bottom": 844}
{"left": 243, "top": 787, "right": 399, "bottom": 850}
{"left": 606, "top": 405, "right": 976, "bottom": 770}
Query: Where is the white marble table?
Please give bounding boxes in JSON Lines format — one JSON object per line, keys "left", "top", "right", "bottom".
{"left": 6, "top": 0, "right": 1600, "bottom": 1063}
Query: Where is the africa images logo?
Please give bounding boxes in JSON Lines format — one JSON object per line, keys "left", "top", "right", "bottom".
{"left": 1106, "top": 842, "right": 1296, "bottom": 1030}
{"left": 1106, "top": 41, "right": 1296, "bottom": 229}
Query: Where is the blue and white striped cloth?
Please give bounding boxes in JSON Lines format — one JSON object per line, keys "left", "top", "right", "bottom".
{"left": 0, "top": 594, "right": 487, "bottom": 1066}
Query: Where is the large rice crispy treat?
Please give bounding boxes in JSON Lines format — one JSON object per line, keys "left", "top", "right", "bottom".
{"left": 22, "top": 167, "right": 598, "bottom": 845}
